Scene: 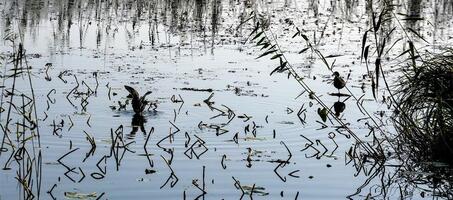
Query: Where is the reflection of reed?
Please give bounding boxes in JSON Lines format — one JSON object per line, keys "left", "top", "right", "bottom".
{"left": 2, "top": 0, "right": 453, "bottom": 199}
{"left": 346, "top": 49, "right": 453, "bottom": 200}
{"left": 406, "top": 0, "right": 422, "bottom": 29}
{"left": 1, "top": 0, "right": 230, "bottom": 48}
{"left": 0, "top": 40, "right": 42, "bottom": 199}
{"left": 246, "top": 3, "right": 453, "bottom": 198}
{"left": 1, "top": 0, "right": 452, "bottom": 50}
{"left": 346, "top": 143, "right": 453, "bottom": 199}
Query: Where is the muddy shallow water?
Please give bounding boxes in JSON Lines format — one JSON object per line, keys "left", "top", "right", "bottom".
{"left": 1, "top": 0, "right": 453, "bottom": 199}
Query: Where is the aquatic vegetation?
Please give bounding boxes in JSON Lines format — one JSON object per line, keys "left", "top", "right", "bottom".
{"left": 393, "top": 48, "right": 453, "bottom": 165}
{"left": 245, "top": 0, "right": 453, "bottom": 198}
{"left": 1, "top": 0, "right": 453, "bottom": 199}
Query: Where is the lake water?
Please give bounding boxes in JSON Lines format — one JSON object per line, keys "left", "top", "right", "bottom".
{"left": 1, "top": 0, "right": 452, "bottom": 199}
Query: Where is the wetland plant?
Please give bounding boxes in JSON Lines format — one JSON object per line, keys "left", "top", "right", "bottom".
{"left": 386, "top": 47, "right": 453, "bottom": 199}
{"left": 244, "top": 3, "right": 453, "bottom": 197}
{"left": 393, "top": 48, "right": 453, "bottom": 165}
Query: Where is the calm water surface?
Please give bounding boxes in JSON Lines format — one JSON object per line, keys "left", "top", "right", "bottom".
{"left": 0, "top": 0, "right": 452, "bottom": 199}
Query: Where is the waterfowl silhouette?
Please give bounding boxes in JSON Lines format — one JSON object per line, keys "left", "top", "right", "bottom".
{"left": 333, "top": 71, "right": 346, "bottom": 93}
{"left": 129, "top": 114, "right": 146, "bottom": 137}
{"left": 124, "top": 85, "right": 152, "bottom": 114}
{"left": 333, "top": 101, "right": 346, "bottom": 117}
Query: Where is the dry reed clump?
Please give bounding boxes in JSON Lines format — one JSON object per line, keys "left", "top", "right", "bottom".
{"left": 393, "top": 48, "right": 453, "bottom": 166}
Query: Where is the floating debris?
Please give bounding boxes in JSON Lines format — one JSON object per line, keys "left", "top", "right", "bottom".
{"left": 64, "top": 192, "right": 97, "bottom": 199}
{"left": 179, "top": 87, "right": 213, "bottom": 92}
{"left": 241, "top": 185, "right": 269, "bottom": 196}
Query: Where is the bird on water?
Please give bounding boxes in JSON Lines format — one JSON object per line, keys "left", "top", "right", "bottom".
{"left": 332, "top": 71, "right": 346, "bottom": 93}
{"left": 124, "top": 85, "right": 152, "bottom": 114}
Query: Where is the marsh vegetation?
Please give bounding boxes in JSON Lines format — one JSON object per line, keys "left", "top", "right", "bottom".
{"left": 1, "top": 0, "right": 453, "bottom": 199}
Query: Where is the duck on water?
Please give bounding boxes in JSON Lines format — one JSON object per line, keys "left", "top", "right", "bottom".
{"left": 124, "top": 85, "right": 152, "bottom": 115}
{"left": 124, "top": 85, "right": 152, "bottom": 135}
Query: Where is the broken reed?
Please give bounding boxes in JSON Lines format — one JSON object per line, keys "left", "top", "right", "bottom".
{"left": 243, "top": 12, "right": 383, "bottom": 158}
{"left": 244, "top": 0, "right": 438, "bottom": 155}
{"left": 245, "top": 1, "right": 453, "bottom": 198}
{"left": 0, "top": 38, "right": 42, "bottom": 199}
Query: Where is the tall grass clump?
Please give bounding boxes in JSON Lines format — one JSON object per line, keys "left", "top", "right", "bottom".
{"left": 393, "top": 48, "right": 453, "bottom": 165}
